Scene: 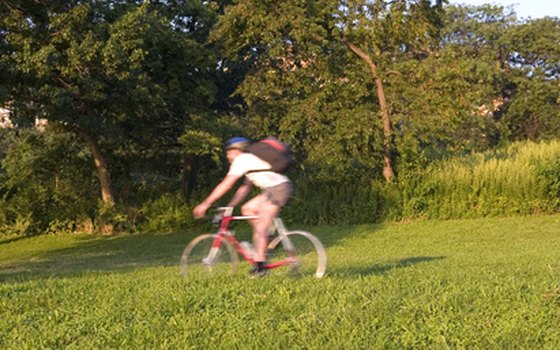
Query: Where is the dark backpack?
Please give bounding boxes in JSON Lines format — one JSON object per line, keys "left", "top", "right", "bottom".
{"left": 246, "top": 137, "right": 293, "bottom": 173}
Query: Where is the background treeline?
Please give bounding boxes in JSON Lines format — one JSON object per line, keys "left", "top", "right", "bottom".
{"left": 0, "top": 0, "right": 559, "bottom": 235}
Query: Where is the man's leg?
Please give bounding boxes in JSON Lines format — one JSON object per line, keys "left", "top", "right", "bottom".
{"left": 242, "top": 194, "right": 280, "bottom": 263}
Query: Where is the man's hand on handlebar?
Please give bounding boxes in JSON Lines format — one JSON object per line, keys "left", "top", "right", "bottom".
{"left": 193, "top": 202, "right": 210, "bottom": 219}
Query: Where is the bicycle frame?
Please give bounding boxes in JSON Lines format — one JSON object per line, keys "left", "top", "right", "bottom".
{"left": 209, "top": 207, "right": 297, "bottom": 270}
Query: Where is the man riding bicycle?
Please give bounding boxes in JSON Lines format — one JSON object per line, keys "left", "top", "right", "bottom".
{"left": 193, "top": 137, "right": 293, "bottom": 277}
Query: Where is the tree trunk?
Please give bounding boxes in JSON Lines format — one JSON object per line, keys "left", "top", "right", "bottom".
{"left": 80, "top": 132, "right": 116, "bottom": 205}
{"left": 342, "top": 38, "right": 395, "bottom": 183}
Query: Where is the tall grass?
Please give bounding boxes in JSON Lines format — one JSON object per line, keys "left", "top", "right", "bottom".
{"left": 402, "top": 140, "right": 560, "bottom": 219}
{"left": 4, "top": 141, "right": 558, "bottom": 235}
{"left": 288, "top": 140, "right": 560, "bottom": 224}
{"left": 284, "top": 178, "right": 401, "bottom": 225}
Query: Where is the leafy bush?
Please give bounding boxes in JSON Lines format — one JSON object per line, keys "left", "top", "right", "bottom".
{"left": 283, "top": 178, "right": 402, "bottom": 225}
{"left": 0, "top": 213, "right": 32, "bottom": 236}
{"left": 45, "top": 218, "right": 81, "bottom": 235}
{"left": 281, "top": 141, "right": 560, "bottom": 225}
{"left": 535, "top": 155, "right": 560, "bottom": 211}
{"left": 400, "top": 140, "right": 560, "bottom": 219}
{"left": 4, "top": 129, "right": 560, "bottom": 235}
{"left": 0, "top": 128, "right": 98, "bottom": 235}
{"left": 138, "top": 193, "right": 195, "bottom": 234}
{"left": 97, "top": 201, "right": 135, "bottom": 235}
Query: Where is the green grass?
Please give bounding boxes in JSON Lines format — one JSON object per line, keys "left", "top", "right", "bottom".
{"left": 406, "top": 140, "right": 560, "bottom": 219}
{"left": 1, "top": 216, "right": 560, "bottom": 349}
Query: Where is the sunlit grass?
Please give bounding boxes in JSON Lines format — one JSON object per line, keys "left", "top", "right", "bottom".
{"left": 410, "top": 140, "right": 560, "bottom": 218}
{"left": 1, "top": 215, "right": 560, "bottom": 348}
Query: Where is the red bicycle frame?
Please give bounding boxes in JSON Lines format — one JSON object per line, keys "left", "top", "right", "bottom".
{"left": 211, "top": 211, "right": 297, "bottom": 270}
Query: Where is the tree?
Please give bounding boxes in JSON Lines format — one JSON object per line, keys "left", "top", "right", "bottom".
{"left": 500, "top": 17, "right": 560, "bottom": 141}
{"left": 211, "top": 0, "right": 355, "bottom": 180}
{"left": 0, "top": 126, "right": 98, "bottom": 235}
{"left": 211, "top": 0, "right": 446, "bottom": 183}
{"left": 336, "top": 0, "right": 446, "bottom": 182}
{"left": 387, "top": 3, "right": 517, "bottom": 169}
{"left": 1, "top": 1, "right": 217, "bottom": 207}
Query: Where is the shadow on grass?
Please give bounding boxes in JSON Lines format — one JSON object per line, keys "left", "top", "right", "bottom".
{"left": 0, "top": 232, "right": 196, "bottom": 283}
{"left": 0, "top": 235, "right": 29, "bottom": 245}
{"left": 334, "top": 256, "right": 446, "bottom": 277}
{"left": 298, "top": 222, "right": 388, "bottom": 247}
{"left": 0, "top": 222, "right": 391, "bottom": 283}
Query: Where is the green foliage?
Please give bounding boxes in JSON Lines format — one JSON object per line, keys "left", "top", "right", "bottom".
{"left": 535, "top": 155, "right": 560, "bottom": 211}
{"left": 1, "top": 0, "right": 221, "bottom": 209}
{"left": 45, "top": 218, "right": 82, "bottom": 236}
{"left": 502, "top": 79, "right": 560, "bottom": 141}
{"left": 390, "top": 4, "right": 515, "bottom": 163}
{"left": 139, "top": 193, "right": 195, "bottom": 234}
{"left": 212, "top": 0, "right": 384, "bottom": 180}
{"left": 2, "top": 215, "right": 560, "bottom": 347}
{"left": 285, "top": 178, "right": 401, "bottom": 225}
{"left": 0, "top": 127, "right": 97, "bottom": 235}
{"left": 2, "top": 1, "right": 560, "bottom": 234}
{"left": 97, "top": 201, "right": 135, "bottom": 234}
{"left": 212, "top": 0, "right": 447, "bottom": 182}
{"left": 504, "top": 17, "right": 560, "bottom": 80}
{"left": 280, "top": 140, "right": 560, "bottom": 225}
{"left": 499, "top": 19, "right": 560, "bottom": 141}
{"left": 178, "top": 129, "right": 222, "bottom": 164}
{"left": 401, "top": 140, "right": 560, "bottom": 219}
{"left": 340, "top": 0, "right": 443, "bottom": 60}
{"left": 0, "top": 212, "right": 32, "bottom": 237}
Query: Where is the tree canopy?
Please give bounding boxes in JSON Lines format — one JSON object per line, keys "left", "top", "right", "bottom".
{"left": 1, "top": 0, "right": 559, "bottom": 233}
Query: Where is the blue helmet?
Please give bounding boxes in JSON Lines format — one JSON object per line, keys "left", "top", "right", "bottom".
{"left": 225, "top": 137, "right": 250, "bottom": 151}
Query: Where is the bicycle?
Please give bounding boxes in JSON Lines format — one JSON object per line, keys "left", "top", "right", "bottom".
{"left": 180, "top": 207, "right": 327, "bottom": 278}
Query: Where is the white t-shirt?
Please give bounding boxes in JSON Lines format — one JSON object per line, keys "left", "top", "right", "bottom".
{"left": 227, "top": 153, "right": 290, "bottom": 189}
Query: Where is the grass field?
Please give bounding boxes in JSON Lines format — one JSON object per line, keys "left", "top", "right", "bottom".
{"left": 1, "top": 215, "right": 560, "bottom": 349}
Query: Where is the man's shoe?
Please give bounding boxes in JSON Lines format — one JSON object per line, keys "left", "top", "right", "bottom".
{"left": 249, "top": 266, "right": 269, "bottom": 278}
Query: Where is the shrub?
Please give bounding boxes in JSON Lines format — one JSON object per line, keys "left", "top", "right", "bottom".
{"left": 535, "top": 155, "right": 560, "bottom": 211}
{"left": 283, "top": 178, "right": 402, "bottom": 225}
{"left": 139, "top": 193, "right": 195, "bottom": 234}
{"left": 96, "top": 202, "right": 134, "bottom": 235}
{"left": 400, "top": 140, "right": 560, "bottom": 219}
{"left": 0, "top": 128, "right": 98, "bottom": 235}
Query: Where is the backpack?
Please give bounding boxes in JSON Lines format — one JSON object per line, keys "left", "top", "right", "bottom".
{"left": 246, "top": 137, "right": 293, "bottom": 173}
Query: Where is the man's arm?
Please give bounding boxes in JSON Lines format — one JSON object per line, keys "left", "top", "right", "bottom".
{"left": 193, "top": 174, "right": 240, "bottom": 218}
{"left": 228, "top": 180, "right": 253, "bottom": 208}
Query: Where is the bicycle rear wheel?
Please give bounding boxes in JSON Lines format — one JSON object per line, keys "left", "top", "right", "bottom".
{"left": 267, "top": 230, "right": 327, "bottom": 278}
{"left": 180, "top": 234, "right": 239, "bottom": 278}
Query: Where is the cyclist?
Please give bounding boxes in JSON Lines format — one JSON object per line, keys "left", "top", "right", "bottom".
{"left": 193, "top": 137, "right": 293, "bottom": 277}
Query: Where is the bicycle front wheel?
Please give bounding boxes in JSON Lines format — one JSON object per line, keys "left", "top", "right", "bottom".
{"left": 268, "top": 230, "right": 327, "bottom": 278}
{"left": 180, "top": 234, "right": 239, "bottom": 278}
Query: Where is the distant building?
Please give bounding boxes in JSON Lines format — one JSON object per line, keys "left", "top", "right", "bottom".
{"left": 0, "top": 107, "right": 48, "bottom": 130}
{"left": 0, "top": 107, "right": 13, "bottom": 128}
